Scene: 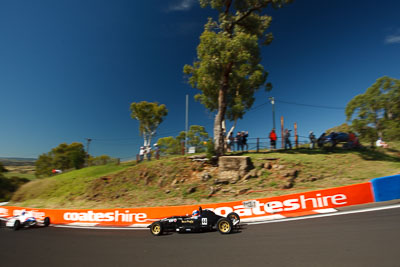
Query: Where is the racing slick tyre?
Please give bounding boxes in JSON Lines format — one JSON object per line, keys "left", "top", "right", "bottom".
{"left": 44, "top": 217, "right": 50, "bottom": 227}
{"left": 227, "top": 212, "right": 240, "bottom": 225}
{"left": 13, "top": 220, "right": 21, "bottom": 231}
{"left": 217, "top": 218, "right": 233, "bottom": 234}
{"left": 150, "top": 222, "right": 163, "bottom": 236}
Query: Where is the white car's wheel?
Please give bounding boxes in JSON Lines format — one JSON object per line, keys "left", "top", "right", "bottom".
{"left": 13, "top": 220, "right": 21, "bottom": 231}
{"left": 44, "top": 217, "right": 50, "bottom": 227}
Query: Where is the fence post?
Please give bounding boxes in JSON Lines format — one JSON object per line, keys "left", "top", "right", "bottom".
{"left": 256, "top": 138, "right": 259, "bottom": 152}
{"left": 181, "top": 141, "right": 185, "bottom": 155}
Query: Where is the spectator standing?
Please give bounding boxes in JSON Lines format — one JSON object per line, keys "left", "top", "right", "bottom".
{"left": 284, "top": 129, "right": 292, "bottom": 149}
{"left": 146, "top": 146, "right": 152, "bottom": 161}
{"left": 236, "top": 132, "right": 243, "bottom": 151}
{"left": 241, "top": 131, "right": 249, "bottom": 151}
{"left": 154, "top": 143, "right": 160, "bottom": 159}
{"left": 139, "top": 146, "right": 145, "bottom": 162}
{"left": 227, "top": 132, "right": 234, "bottom": 152}
{"left": 309, "top": 131, "right": 316, "bottom": 149}
{"left": 269, "top": 129, "right": 277, "bottom": 149}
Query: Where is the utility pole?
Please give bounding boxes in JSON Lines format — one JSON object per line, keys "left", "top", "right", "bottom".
{"left": 85, "top": 138, "right": 92, "bottom": 166}
{"left": 269, "top": 97, "right": 276, "bottom": 130}
{"left": 185, "top": 94, "right": 189, "bottom": 154}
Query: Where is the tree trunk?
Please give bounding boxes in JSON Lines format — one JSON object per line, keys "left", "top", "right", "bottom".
{"left": 214, "top": 63, "right": 232, "bottom": 156}
{"left": 226, "top": 118, "right": 238, "bottom": 140}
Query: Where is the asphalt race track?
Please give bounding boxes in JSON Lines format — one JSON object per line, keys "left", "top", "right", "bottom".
{"left": 1, "top": 206, "right": 400, "bottom": 267}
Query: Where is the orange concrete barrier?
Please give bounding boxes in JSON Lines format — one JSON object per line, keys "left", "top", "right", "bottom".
{"left": 0, "top": 182, "right": 374, "bottom": 226}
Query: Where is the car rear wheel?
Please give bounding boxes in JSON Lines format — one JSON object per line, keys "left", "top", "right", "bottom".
{"left": 13, "top": 220, "right": 21, "bottom": 231}
{"left": 217, "top": 218, "right": 232, "bottom": 234}
{"left": 150, "top": 222, "right": 163, "bottom": 236}
{"left": 227, "top": 212, "right": 240, "bottom": 225}
{"left": 44, "top": 217, "right": 50, "bottom": 227}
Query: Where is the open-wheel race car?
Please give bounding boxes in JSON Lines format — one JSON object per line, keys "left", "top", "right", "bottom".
{"left": 2, "top": 210, "right": 51, "bottom": 230}
{"left": 149, "top": 207, "right": 240, "bottom": 236}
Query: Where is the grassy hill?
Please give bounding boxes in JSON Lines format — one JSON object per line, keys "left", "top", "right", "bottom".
{"left": 8, "top": 145, "right": 400, "bottom": 209}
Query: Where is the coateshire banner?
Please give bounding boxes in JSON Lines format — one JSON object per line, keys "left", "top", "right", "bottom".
{"left": 0, "top": 182, "right": 374, "bottom": 226}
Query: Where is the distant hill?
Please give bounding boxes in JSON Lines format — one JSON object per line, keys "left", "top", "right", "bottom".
{"left": 0, "top": 157, "right": 36, "bottom": 166}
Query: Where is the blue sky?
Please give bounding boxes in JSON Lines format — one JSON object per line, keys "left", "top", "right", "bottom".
{"left": 0, "top": 0, "right": 399, "bottom": 159}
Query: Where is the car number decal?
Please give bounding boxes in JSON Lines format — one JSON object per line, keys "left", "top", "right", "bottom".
{"left": 201, "top": 218, "right": 207, "bottom": 225}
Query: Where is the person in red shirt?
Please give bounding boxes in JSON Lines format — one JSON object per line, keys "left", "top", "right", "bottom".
{"left": 348, "top": 132, "right": 356, "bottom": 148}
{"left": 269, "top": 129, "right": 277, "bottom": 149}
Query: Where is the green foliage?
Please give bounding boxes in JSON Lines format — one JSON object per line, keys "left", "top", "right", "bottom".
{"left": 35, "top": 153, "right": 54, "bottom": 177}
{"left": 35, "top": 142, "right": 87, "bottom": 177}
{"left": 0, "top": 175, "right": 29, "bottom": 201}
{"left": 0, "top": 162, "right": 8, "bottom": 173}
{"left": 206, "top": 139, "right": 216, "bottom": 159}
{"left": 130, "top": 101, "right": 168, "bottom": 146}
{"left": 346, "top": 76, "right": 400, "bottom": 144}
{"left": 181, "top": 125, "right": 210, "bottom": 152}
{"left": 157, "top": 125, "right": 210, "bottom": 154}
{"left": 184, "top": 0, "right": 292, "bottom": 155}
{"left": 157, "top": 136, "right": 182, "bottom": 155}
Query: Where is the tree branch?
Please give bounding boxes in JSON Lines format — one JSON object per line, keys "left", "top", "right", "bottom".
{"left": 224, "top": 0, "right": 232, "bottom": 14}
{"left": 227, "top": 3, "right": 268, "bottom": 33}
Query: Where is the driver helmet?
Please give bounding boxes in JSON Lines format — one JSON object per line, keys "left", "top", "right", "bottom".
{"left": 21, "top": 210, "right": 26, "bottom": 216}
{"left": 192, "top": 210, "right": 199, "bottom": 217}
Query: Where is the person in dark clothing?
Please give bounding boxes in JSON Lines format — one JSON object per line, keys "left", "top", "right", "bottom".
{"left": 236, "top": 132, "right": 243, "bottom": 151}
{"left": 284, "top": 129, "right": 292, "bottom": 149}
{"left": 309, "top": 131, "right": 316, "bottom": 149}
{"left": 241, "top": 131, "right": 248, "bottom": 151}
{"left": 227, "top": 132, "right": 234, "bottom": 152}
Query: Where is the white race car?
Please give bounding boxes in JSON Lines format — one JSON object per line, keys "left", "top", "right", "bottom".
{"left": 3, "top": 210, "right": 50, "bottom": 230}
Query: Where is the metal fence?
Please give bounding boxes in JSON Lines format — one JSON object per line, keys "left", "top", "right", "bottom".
{"left": 229, "top": 136, "right": 312, "bottom": 152}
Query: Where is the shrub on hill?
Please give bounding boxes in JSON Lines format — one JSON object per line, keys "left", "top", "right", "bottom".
{"left": 35, "top": 142, "right": 87, "bottom": 177}
{"left": 0, "top": 174, "right": 29, "bottom": 201}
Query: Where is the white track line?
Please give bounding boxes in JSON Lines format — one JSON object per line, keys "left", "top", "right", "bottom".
{"left": 247, "top": 203, "right": 400, "bottom": 225}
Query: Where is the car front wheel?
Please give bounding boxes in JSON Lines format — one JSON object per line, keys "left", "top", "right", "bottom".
{"left": 217, "top": 218, "right": 232, "bottom": 234}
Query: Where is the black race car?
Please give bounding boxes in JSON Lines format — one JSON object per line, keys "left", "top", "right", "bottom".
{"left": 149, "top": 207, "right": 240, "bottom": 236}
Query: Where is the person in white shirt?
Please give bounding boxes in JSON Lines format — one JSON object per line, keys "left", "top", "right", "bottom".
{"left": 376, "top": 138, "right": 388, "bottom": 148}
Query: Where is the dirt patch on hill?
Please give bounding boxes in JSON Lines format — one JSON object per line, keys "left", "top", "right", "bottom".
{"left": 79, "top": 156, "right": 308, "bottom": 208}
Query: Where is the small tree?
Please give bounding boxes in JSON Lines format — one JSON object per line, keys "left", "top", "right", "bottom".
{"left": 346, "top": 76, "right": 400, "bottom": 145}
{"left": 35, "top": 142, "right": 87, "bottom": 177}
{"left": 35, "top": 153, "right": 53, "bottom": 177}
{"left": 182, "top": 125, "right": 209, "bottom": 152}
{"left": 157, "top": 125, "right": 209, "bottom": 154}
{"left": 156, "top": 136, "right": 181, "bottom": 155}
{"left": 130, "top": 101, "right": 168, "bottom": 146}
